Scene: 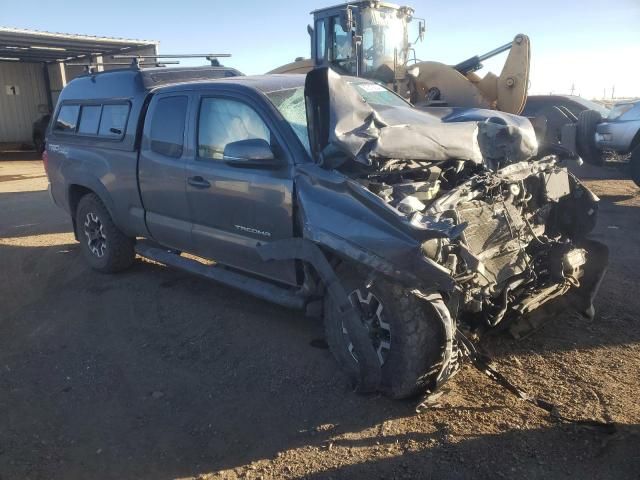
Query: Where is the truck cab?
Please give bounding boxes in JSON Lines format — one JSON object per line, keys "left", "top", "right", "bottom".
{"left": 46, "top": 66, "right": 300, "bottom": 286}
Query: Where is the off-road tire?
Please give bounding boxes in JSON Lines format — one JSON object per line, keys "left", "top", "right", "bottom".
{"left": 324, "top": 265, "right": 444, "bottom": 399}
{"left": 630, "top": 146, "right": 640, "bottom": 188}
{"left": 75, "top": 193, "right": 135, "bottom": 273}
{"left": 577, "top": 110, "right": 603, "bottom": 166}
{"left": 34, "top": 136, "right": 45, "bottom": 156}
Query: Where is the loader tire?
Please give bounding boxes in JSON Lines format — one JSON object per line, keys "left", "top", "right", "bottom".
{"left": 630, "top": 146, "right": 640, "bottom": 188}
{"left": 75, "top": 193, "right": 135, "bottom": 273}
{"left": 577, "top": 110, "right": 603, "bottom": 165}
{"left": 324, "top": 265, "right": 444, "bottom": 399}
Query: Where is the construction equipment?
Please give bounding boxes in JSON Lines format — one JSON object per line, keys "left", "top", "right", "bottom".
{"left": 268, "top": 1, "right": 531, "bottom": 114}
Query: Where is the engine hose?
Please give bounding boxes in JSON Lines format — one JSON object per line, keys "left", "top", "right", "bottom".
{"left": 484, "top": 272, "right": 531, "bottom": 327}
{"left": 486, "top": 287, "right": 511, "bottom": 327}
{"left": 567, "top": 276, "right": 580, "bottom": 288}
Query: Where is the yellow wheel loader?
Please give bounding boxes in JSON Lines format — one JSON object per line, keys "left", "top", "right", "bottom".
{"left": 268, "top": 1, "right": 530, "bottom": 115}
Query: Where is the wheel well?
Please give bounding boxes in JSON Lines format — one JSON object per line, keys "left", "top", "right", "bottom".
{"left": 630, "top": 129, "right": 640, "bottom": 153}
{"left": 68, "top": 185, "right": 94, "bottom": 238}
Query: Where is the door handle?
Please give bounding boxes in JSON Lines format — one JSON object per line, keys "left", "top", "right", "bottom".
{"left": 188, "top": 176, "right": 211, "bottom": 189}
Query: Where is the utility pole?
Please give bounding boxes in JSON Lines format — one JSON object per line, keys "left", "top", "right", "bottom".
{"left": 612, "top": 85, "right": 615, "bottom": 100}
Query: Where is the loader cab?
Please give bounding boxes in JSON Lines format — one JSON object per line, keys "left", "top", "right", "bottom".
{"left": 310, "top": 2, "right": 424, "bottom": 85}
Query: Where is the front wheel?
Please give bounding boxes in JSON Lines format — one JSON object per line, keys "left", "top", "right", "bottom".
{"left": 75, "top": 193, "right": 135, "bottom": 273}
{"left": 324, "top": 265, "right": 444, "bottom": 399}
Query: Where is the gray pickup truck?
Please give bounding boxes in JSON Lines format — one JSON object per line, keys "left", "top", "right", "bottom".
{"left": 44, "top": 65, "right": 607, "bottom": 400}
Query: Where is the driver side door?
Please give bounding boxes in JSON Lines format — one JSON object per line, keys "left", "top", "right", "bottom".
{"left": 185, "top": 91, "right": 297, "bottom": 286}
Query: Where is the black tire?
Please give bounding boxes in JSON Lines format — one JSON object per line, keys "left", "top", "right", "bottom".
{"left": 576, "top": 110, "right": 603, "bottom": 165}
{"left": 324, "top": 265, "right": 444, "bottom": 399}
{"left": 630, "top": 146, "right": 640, "bottom": 188}
{"left": 75, "top": 193, "right": 135, "bottom": 273}
{"left": 33, "top": 136, "right": 45, "bottom": 156}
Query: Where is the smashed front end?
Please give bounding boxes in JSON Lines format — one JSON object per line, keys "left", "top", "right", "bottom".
{"left": 368, "top": 156, "right": 606, "bottom": 329}
{"left": 299, "top": 67, "right": 608, "bottom": 391}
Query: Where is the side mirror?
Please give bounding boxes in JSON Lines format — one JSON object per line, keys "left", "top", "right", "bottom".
{"left": 419, "top": 21, "right": 426, "bottom": 42}
{"left": 340, "top": 7, "right": 354, "bottom": 32}
{"left": 223, "top": 138, "right": 281, "bottom": 168}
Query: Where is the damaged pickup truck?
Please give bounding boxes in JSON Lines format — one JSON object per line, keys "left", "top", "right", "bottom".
{"left": 45, "top": 65, "right": 608, "bottom": 400}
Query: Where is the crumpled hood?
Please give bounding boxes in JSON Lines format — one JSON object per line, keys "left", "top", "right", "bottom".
{"left": 304, "top": 67, "right": 538, "bottom": 170}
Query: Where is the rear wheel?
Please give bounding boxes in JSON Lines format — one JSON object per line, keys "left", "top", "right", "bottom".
{"left": 324, "top": 265, "right": 444, "bottom": 399}
{"left": 33, "top": 136, "right": 45, "bottom": 156}
{"left": 75, "top": 194, "right": 135, "bottom": 273}
{"left": 577, "top": 110, "right": 603, "bottom": 165}
{"left": 630, "top": 146, "right": 640, "bottom": 188}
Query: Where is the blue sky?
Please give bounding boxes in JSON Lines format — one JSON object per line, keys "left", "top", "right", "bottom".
{"left": 3, "top": 0, "right": 639, "bottom": 99}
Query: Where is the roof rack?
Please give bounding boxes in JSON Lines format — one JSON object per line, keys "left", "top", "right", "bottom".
{"left": 66, "top": 60, "right": 179, "bottom": 73}
{"left": 66, "top": 53, "right": 235, "bottom": 75}
{"left": 112, "top": 53, "right": 232, "bottom": 67}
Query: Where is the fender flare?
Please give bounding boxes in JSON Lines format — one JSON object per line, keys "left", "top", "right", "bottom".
{"left": 65, "top": 177, "right": 118, "bottom": 236}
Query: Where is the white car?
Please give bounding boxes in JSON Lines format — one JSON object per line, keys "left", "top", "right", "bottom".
{"left": 595, "top": 100, "right": 640, "bottom": 155}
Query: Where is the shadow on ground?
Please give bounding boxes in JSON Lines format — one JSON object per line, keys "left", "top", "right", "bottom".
{"left": 1, "top": 234, "right": 639, "bottom": 479}
{"left": 0, "top": 151, "right": 41, "bottom": 162}
{"left": 303, "top": 423, "right": 640, "bottom": 480}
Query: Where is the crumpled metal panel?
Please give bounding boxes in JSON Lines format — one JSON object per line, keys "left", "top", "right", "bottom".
{"left": 293, "top": 163, "right": 456, "bottom": 291}
{"left": 374, "top": 123, "right": 482, "bottom": 163}
{"left": 304, "top": 67, "right": 538, "bottom": 170}
{"left": 477, "top": 122, "right": 538, "bottom": 170}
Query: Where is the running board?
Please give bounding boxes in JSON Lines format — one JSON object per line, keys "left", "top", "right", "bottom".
{"left": 135, "top": 243, "right": 306, "bottom": 310}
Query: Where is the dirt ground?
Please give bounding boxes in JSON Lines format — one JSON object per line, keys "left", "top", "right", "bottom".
{"left": 0, "top": 154, "right": 638, "bottom": 480}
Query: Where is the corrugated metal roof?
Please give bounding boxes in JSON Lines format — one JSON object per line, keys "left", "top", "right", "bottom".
{"left": 0, "top": 27, "right": 158, "bottom": 63}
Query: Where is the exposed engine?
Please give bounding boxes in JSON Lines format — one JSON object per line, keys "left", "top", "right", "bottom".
{"left": 355, "top": 156, "right": 598, "bottom": 328}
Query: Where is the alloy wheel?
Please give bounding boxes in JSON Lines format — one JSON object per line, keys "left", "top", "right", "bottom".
{"left": 342, "top": 288, "right": 392, "bottom": 366}
{"left": 83, "top": 212, "right": 107, "bottom": 258}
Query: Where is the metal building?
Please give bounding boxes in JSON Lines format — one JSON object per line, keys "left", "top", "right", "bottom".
{"left": 0, "top": 27, "right": 157, "bottom": 146}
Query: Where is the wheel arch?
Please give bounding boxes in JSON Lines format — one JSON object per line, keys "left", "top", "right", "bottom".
{"left": 628, "top": 129, "right": 640, "bottom": 153}
{"left": 67, "top": 182, "right": 117, "bottom": 240}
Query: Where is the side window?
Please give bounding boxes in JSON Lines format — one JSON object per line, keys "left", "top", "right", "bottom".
{"left": 150, "top": 96, "right": 188, "bottom": 158}
{"left": 315, "top": 19, "right": 326, "bottom": 62}
{"left": 99, "top": 104, "right": 130, "bottom": 138}
{"left": 329, "top": 16, "right": 356, "bottom": 75}
{"left": 362, "top": 27, "right": 374, "bottom": 73}
{"left": 54, "top": 105, "right": 80, "bottom": 132}
{"left": 198, "top": 98, "right": 270, "bottom": 160}
{"left": 78, "top": 105, "right": 101, "bottom": 135}
{"left": 266, "top": 88, "right": 310, "bottom": 155}
{"left": 331, "top": 17, "right": 351, "bottom": 61}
